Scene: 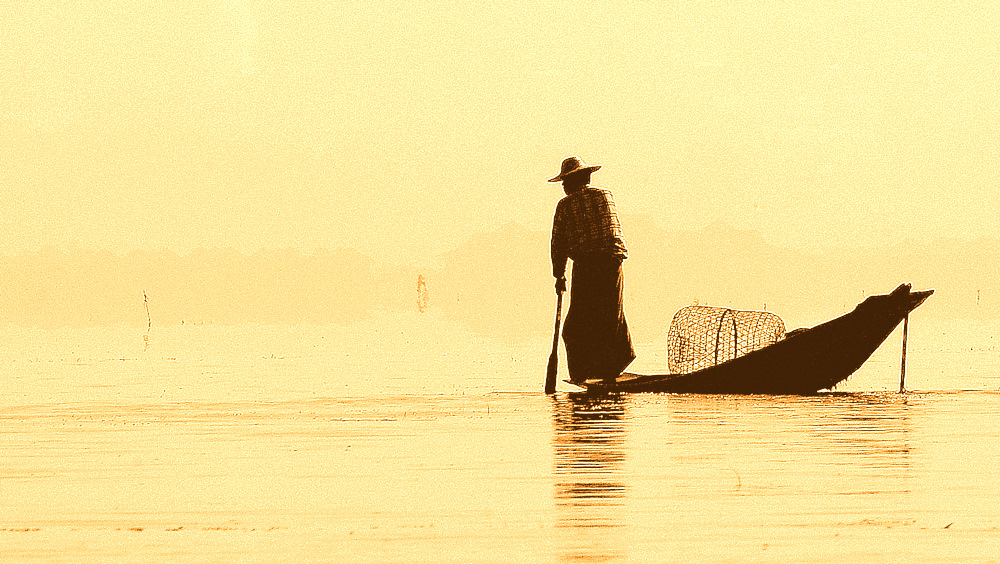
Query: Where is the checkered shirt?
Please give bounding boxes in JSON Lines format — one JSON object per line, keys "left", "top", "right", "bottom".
{"left": 551, "top": 186, "right": 628, "bottom": 278}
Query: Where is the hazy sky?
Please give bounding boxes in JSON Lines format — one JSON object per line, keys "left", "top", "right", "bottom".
{"left": 4, "top": 1, "right": 998, "bottom": 266}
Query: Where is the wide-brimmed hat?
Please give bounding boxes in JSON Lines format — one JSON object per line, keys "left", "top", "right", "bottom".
{"left": 547, "top": 156, "right": 602, "bottom": 182}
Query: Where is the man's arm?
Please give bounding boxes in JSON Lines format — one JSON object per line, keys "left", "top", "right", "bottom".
{"left": 551, "top": 203, "right": 568, "bottom": 294}
{"left": 551, "top": 244, "right": 568, "bottom": 294}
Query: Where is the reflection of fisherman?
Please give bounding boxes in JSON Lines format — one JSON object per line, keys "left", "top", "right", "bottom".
{"left": 551, "top": 394, "right": 628, "bottom": 539}
{"left": 549, "top": 156, "right": 635, "bottom": 386}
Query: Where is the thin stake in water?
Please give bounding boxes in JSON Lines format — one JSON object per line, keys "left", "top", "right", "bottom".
{"left": 899, "top": 314, "right": 909, "bottom": 393}
{"left": 143, "top": 290, "right": 151, "bottom": 352}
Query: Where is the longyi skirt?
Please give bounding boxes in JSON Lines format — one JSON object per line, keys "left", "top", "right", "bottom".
{"left": 562, "top": 256, "right": 635, "bottom": 382}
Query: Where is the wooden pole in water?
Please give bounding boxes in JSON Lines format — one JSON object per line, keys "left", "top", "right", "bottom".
{"left": 899, "top": 315, "right": 909, "bottom": 393}
{"left": 143, "top": 290, "right": 151, "bottom": 352}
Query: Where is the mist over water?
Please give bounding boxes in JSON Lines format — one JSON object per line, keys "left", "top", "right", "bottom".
{"left": 4, "top": 222, "right": 999, "bottom": 346}
{"left": 2, "top": 314, "right": 1000, "bottom": 562}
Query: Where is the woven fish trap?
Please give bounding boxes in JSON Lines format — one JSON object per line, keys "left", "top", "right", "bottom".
{"left": 666, "top": 306, "right": 786, "bottom": 375}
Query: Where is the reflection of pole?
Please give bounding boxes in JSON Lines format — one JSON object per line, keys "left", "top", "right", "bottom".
{"left": 899, "top": 315, "right": 909, "bottom": 393}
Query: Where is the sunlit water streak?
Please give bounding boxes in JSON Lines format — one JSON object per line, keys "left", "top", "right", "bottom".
{"left": 2, "top": 318, "right": 1000, "bottom": 562}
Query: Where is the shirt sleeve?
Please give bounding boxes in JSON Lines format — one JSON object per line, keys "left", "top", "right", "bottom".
{"left": 551, "top": 201, "right": 569, "bottom": 278}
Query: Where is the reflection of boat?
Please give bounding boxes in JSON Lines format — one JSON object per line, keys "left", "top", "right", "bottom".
{"left": 575, "top": 284, "right": 933, "bottom": 395}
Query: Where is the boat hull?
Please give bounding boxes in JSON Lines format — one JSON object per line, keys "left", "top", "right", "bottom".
{"left": 577, "top": 284, "right": 933, "bottom": 395}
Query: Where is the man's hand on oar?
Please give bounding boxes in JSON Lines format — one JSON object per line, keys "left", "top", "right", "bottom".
{"left": 555, "top": 276, "right": 566, "bottom": 294}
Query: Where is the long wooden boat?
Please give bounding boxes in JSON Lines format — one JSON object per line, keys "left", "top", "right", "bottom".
{"left": 575, "top": 283, "right": 933, "bottom": 395}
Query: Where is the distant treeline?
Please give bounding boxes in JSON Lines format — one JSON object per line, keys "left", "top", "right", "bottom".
{"left": 2, "top": 223, "right": 998, "bottom": 338}
{"left": 0, "top": 247, "right": 375, "bottom": 326}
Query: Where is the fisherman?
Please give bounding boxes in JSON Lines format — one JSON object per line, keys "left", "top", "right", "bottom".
{"left": 549, "top": 156, "right": 635, "bottom": 386}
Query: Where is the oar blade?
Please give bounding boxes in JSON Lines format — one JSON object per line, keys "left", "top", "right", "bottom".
{"left": 544, "top": 291, "right": 563, "bottom": 394}
{"left": 545, "top": 352, "right": 558, "bottom": 394}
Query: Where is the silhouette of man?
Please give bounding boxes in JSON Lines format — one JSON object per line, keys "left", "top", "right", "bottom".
{"left": 549, "top": 156, "right": 635, "bottom": 386}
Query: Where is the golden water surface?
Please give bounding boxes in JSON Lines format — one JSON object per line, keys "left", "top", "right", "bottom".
{"left": 2, "top": 318, "right": 999, "bottom": 562}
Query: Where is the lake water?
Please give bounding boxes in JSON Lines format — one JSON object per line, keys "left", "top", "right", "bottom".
{"left": 2, "top": 313, "right": 1000, "bottom": 562}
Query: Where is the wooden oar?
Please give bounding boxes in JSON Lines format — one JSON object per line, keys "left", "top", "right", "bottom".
{"left": 544, "top": 291, "right": 564, "bottom": 394}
